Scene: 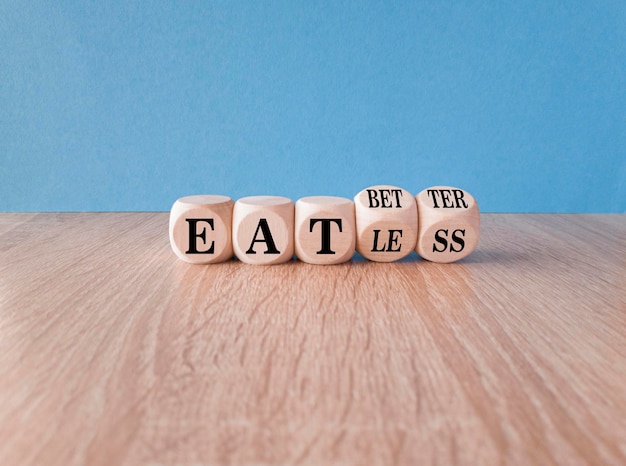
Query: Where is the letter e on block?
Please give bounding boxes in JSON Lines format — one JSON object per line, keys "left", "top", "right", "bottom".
{"left": 295, "top": 196, "right": 355, "bottom": 265}
{"left": 415, "top": 186, "right": 480, "bottom": 263}
{"left": 169, "top": 195, "right": 234, "bottom": 264}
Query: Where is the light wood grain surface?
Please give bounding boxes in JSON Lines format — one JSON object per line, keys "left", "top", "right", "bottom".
{"left": 0, "top": 213, "right": 624, "bottom": 466}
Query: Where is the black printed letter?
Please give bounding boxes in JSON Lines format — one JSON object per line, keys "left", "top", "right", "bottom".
{"left": 185, "top": 218, "right": 215, "bottom": 254}
{"left": 246, "top": 218, "right": 280, "bottom": 255}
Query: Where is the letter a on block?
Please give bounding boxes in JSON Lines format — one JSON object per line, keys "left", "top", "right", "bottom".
{"left": 232, "top": 196, "right": 295, "bottom": 265}
{"left": 245, "top": 218, "right": 281, "bottom": 255}
{"left": 169, "top": 195, "right": 234, "bottom": 264}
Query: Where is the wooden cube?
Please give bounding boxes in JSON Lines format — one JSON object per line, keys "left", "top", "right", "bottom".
{"left": 232, "top": 196, "right": 295, "bottom": 265}
{"left": 169, "top": 195, "right": 234, "bottom": 264}
{"left": 415, "top": 186, "right": 480, "bottom": 263}
{"left": 354, "top": 185, "right": 418, "bottom": 262}
{"left": 295, "top": 196, "right": 355, "bottom": 265}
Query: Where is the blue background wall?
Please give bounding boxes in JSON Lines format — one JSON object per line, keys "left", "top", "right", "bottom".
{"left": 1, "top": 1, "right": 624, "bottom": 212}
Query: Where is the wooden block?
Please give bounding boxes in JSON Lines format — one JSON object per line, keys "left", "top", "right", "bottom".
{"left": 295, "top": 196, "right": 356, "bottom": 265}
{"left": 354, "top": 185, "right": 418, "bottom": 262}
{"left": 232, "top": 196, "right": 295, "bottom": 265}
{"left": 169, "top": 195, "right": 234, "bottom": 264}
{"left": 415, "top": 186, "right": 480, "bottom": 263}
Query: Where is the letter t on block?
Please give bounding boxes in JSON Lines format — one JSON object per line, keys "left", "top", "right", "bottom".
{"left": 295, "top": 196, "right": 355, "bottom": 264}
{"left": 169, "top": 195, "right": 234, "bottom": 263}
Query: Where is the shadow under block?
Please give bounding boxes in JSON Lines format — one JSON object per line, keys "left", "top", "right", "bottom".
{"left": 295, "top": 196, "right": 356, "bottom": 265}
{"left": 169, "top": 195, "right": 234, "bottom": 264}
{"left": 354, "top": 185, "right": 418, "bottom": 262}
{"left": 232, "top": 196, "right": 295, "bottom": 265}
{"left": 415, "top": 186, "right": 480, "bottom": 263}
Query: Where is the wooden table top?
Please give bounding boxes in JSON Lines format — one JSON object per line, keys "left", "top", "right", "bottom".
{"left": 0, "top": 213, "right": 624, "bottom": 465}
